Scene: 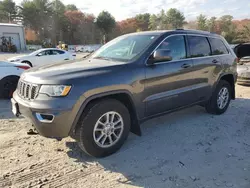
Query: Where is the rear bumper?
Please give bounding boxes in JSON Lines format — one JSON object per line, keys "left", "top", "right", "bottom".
{"left": 12, "top": 92, "right": 82, "bottom": 138}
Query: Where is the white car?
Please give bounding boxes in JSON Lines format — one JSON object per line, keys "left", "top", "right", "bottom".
{"left": 0, "top": 61, "right": 30, "bottom": 98}
{"left": 7, "top": 48, "right": 76, "bottom": 67}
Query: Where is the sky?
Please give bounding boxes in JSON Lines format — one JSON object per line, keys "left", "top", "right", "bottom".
{"left": 15, "top": 0, "right": 250, "bottom": 21}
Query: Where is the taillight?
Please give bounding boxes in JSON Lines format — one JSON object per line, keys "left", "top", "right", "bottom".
{"left": 235, "top": 58, "right": 240, "bottom": 64}
{"left": 15, "top": 65, "right": 30, "bottom": 70}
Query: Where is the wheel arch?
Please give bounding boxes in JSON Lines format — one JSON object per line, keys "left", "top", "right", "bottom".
{"left": 217, "top": 73, "right": 236, "bottom": 100}
{"left": 21, "top": 60, "right": 33, "bottom": 67}
{"left": 71, "top": 90, "right": 141, "bottom": 138}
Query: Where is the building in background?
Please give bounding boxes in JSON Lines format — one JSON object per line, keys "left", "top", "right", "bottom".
{"left": 0, "top": 23, "right": 26, "bottom": 51}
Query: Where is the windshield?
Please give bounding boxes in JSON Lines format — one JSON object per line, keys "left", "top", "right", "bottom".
{"left": 92, "top": 34, "right": 158, "bottom": 62}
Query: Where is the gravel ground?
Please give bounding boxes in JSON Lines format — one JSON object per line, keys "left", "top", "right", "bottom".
{"left": 0, "top": 85, "right": 250, "bottom": 188}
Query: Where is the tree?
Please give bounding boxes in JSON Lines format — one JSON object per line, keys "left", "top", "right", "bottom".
{"left": 21, "top": 0, "right": 53, "bottom": 42}
{"left": 183, "top": 21, "right": 197, "bottom": 29}
{"left": 0, "top": 0, "right": 17, "bottom": 22}
{"left": 64, "top": 11, "right": 98, "bottom": 44}
{"left": 237, "top": 23, "right": 250, "bottom": 42}
{"left": 219, "top": 15, "right": 234, "bottom": 32}
{"left": 117, "top": 18, "right": 137, "bottom": 34}
{"left": 149, "top": 14, "right": 158, "bottom": 30}
{"left": 65, "top": 4, "right": 77, "bottom": 11}
{"left": 51, "top": 0, "right": 66, "bottom": 44}
{"left": 165, "top": 8, "right": 185, "bottom": 29}
{"left": 135, "top": 13, "right": 150, "bottom": 31}
{"left": 149, "top": 10, "right": 168, "bottom": 30}
{"left": 96, "top": 11, "right": 116, "bottom": 43}
{"left": 219, "top": 15, "right": 237, "bottom": 43}
{"left": 207, "top": 17, "right": 217, "bottom": 32}
{"left": 197, "top": 14, "right": 208, "bottom": 31}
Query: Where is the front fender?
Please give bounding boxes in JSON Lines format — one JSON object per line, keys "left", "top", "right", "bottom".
{"left": 69, "top": 88, "right": 141, "bottom": 137}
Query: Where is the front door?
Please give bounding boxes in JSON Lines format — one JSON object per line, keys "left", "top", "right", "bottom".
{"left": 144, "top": 35, "right": 197, "bottom": 117}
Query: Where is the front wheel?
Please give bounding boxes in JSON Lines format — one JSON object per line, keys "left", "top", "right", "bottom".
{"left": 76, "top": 99, "right": 131, "bottom": 157}
{"left": 205, "top": 80, "right": 232, "bottom": 115}
{"left": 0, "top": 76, "right": 19, "bottom": 99}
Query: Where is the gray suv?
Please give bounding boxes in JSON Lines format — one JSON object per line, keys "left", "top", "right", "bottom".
{"left": 11, "top": 30, "right": 237, "bottom": 157}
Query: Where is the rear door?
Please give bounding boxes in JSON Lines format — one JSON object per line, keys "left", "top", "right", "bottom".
{"left": 187, "top": 35, "right": 223, "bottom": 101}
{"left": 50, "top": 50, "right": 68, "bottom": 63}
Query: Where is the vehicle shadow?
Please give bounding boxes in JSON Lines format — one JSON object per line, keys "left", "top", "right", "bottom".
{"left": 66, "top": 98, "right": 250, "bottom": 188}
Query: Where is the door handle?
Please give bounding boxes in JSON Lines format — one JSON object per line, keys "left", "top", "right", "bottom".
{"left": 181, "top": 63, "right": 191, "bottom": 68}
{"left": 212, "top": 59, "right": 218, "bottom": 64}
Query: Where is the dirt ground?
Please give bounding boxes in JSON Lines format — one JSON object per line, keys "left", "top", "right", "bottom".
{"left": 0, "top": 85, "right": 250, "bottom": 188}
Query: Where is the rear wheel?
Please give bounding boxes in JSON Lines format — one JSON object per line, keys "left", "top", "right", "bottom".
{"left": 0, "top": 76, "right": 19, "bottom": 99}
{"left": 205, "top": 80, "right": 231, "bottom": 115}
{"left": 76, "top": 99, "right": 131, "bottom": 157}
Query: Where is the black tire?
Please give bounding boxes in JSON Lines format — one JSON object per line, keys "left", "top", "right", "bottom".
{"left": 22, "top": 61, "right": 32, "bottom": 67}
{"left": 205, "top": 80, "right": 232, "bottom": 115}
{"left": 76, "top": 99, "right": 131, "bottom": 158}
{"left": 0, "top": 76, "right": 19, "bottom": 99}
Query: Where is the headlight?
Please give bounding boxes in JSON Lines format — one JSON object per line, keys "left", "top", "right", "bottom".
{"left": 10, "top": 59, "right": 21, "bottom": 62}
{"left": 39, "top": 85, "right": 71, "bottom": 97}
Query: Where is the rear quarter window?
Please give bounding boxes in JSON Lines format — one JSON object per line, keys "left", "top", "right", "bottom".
{"left": 187, "top": 36, "right": 211, "bottom": 58}
{"left": 209, "top": 38, "right": 229, "bottom": 55}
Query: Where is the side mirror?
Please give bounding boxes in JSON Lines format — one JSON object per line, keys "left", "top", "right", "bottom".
{"left": 149, "top": 49, "right": 172, "bottom": 64}
{"left": 36, "top": 53, "right": 41, "bottom": 57}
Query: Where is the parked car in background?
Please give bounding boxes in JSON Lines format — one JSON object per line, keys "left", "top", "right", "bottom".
{"left": 12, "top": 30, "right": 237, "bottom": 157}
{"left": 0, "top": 61, "right": 30, "bottom": 98}
{"left": 234, "top": 43, "right": 250, "bottom": 85}
{"left": 7, "top": 48, "right": 76, "bottom": 67}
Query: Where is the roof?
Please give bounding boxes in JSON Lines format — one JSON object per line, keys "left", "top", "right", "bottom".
{"left": 125, "top": 29, "right": 220, "bottom": 37}
{"left": 0, "top": 23, "right": 23, "bottom": 27}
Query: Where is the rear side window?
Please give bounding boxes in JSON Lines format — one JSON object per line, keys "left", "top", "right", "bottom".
{"left": 157, "top": 35, "right": 186, "bottom": 60}
{"left": 187, "top": 36, "right": 211, "bottom": 58}
{"left": 209, "top": 38, "right": 229, "bottom": 55}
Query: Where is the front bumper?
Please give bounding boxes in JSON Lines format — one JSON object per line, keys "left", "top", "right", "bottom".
{"left": 237, "top": 65, "right": 250, "bottom": 86}
{"left": 237, "top": 77, "right": 250, "bottom": 86}
{"left": 12, "top": 92, "right": 81, "bottom": 139}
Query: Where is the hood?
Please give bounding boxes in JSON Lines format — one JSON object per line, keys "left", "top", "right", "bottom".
{"left": 0, "top": 61, "right": 29, "bottom": 67}
{"left": 0, "top": 61, "right": 14, "bottom": 67}
{"left": 234, "top": 44, "right": 250, "bottom": 59}
{"left": 7, "top": 55, "right": 28, "bottom": 61}
{"left": 21, "top": 58, "right": 126, "bottom": 84}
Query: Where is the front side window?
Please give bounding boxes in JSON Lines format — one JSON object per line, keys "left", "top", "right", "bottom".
{"left": 92, "top": 34, "right": 158, "bottom": 62}
{"left": 188, "top": 36, "right": 211, "bottom": 58}
{"left": 157, "top": 35, "right": 186, "bottom": 61}
{"left": 37, "top": 50, "right": 49, "bottom": 56}
{"left": 209, "top": 38, "right": 229, "bottom": 55}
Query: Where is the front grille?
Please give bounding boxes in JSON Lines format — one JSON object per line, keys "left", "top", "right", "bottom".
{"left": 17, "top": 80, "right": 39, "bottom": 100}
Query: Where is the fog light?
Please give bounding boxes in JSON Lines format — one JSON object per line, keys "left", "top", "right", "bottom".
{"left": 36, "top": 113, "right": 54, "bottom": 123}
